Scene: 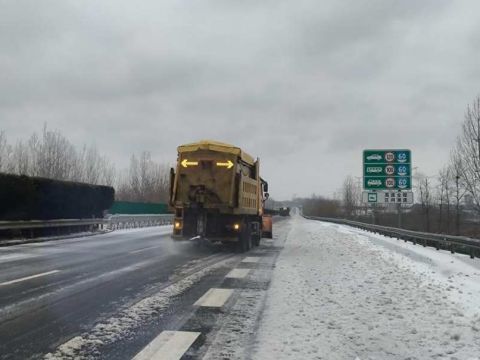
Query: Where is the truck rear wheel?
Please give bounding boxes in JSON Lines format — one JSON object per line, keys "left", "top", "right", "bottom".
{"left": 253, "top": 235, "right": 260, "bottom": 247}
{"left": 238, "top": 222, "right": 252, "bottom": 253}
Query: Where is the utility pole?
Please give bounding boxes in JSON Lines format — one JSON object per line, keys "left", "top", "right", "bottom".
{"left": 397, "top": 192, "right": 402, "bottom": 228}
{"left": 456, "top": 174, "right": 460, "bottom": 236}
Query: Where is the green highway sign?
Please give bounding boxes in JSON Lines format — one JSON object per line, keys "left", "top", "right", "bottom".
{"left": 364, "top": 164, "right": 411, "bottom": 177}
{"left": 363, "top": 149, "right": 412, "bottom": 190}
{"left": 364, "top": 150, "right": 411, "bottom": 164}
{"left": 364, "top": 176, "right": 411, "bottom": 190}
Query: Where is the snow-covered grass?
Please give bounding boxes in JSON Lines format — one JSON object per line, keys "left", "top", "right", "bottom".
{"left": 337, "top": 223, "right": 480, "bottom": 318}
{"left": 253, "top": 216, "right": 480, "bottom": 360}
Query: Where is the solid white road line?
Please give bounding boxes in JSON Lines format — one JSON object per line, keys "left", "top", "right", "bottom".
{"left": 225, "top": 268, "right": 250, "bottom": 279}
{"left": 0, "top": 270, "right": 60, "bottom": 286}
{"left": 132, "top": 331, "right": 200, "bottom": 360}
{"left": 241, "top": 256, "right": 260, "bottom": 263}
{"left": 194, "top": 288, "right": 234, "bottom": 307}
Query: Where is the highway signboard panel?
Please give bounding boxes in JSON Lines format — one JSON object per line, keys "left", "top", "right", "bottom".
{"left": 363, "top": 149, "right": 412, "bottom": 190}
{"left": 364, "top": 164, "right": 411, "bottom": 177}
{"left": 363, "top": 150, "right": 411, "bottom": 164}
{"left": 364, "top": 176, "right": 411, "bottom": 190}
{"left": 362, "top": 191, "right": 414, "bottom": 204}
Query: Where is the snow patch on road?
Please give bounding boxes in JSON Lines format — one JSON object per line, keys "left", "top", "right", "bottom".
{"left": 44, "top": 256, "right": 233, "bottom": 360}
{"left": 253, "top": 217, "right": 480, "bottom": 360}
{"left": 202, "top": 289, "right": 267, "bottom": 360}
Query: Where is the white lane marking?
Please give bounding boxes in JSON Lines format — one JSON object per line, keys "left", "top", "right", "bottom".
{"left": 0, "top": 253, "right": 37, "bottom": 263}
{"left": 225, "top": 268, "right": 250, "bottom": 279}
{"left": 132, "top": 330, "right": 200, "bottom": 360}
{"left": 0, "top": 270, "right": 60, "bottom": 286}
{"left": 129, "top": 245, "right": 162, "bottom": 254}
{"left": 242, "top": 256, "right": 260, "bottom": 263}
{"left": 194, "top": 288, "right": 233, "bottom": 307}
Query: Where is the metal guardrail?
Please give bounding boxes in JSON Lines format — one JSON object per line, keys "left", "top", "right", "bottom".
{"left": 106, "top": 214, "right": 174, "bottom": 230}
{"left": 303, "top": 216, "right": 480, "bottom": 259}
{"left": 0, "top": 214, "right": 174, "bottom": 233}
{"left": 0, "top": 219, "right": 106, "bottom": 231}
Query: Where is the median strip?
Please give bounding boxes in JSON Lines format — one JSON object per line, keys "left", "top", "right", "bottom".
{"left": 0, "top": 270, "right": 60, "bottom": 286}
{"left": 132, "top": 331, "right": 200, "bottom": 360}
{"left": 194, "top": 288, "right": 233, "bottom": 307}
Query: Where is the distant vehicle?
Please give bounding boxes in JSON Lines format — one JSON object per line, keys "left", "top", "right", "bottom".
{"left": 169, "top": 140, "right": 271, "bottom": 251}
{"left": 278, "top": 207, "right": 290, "bottom": 216}
{"left": 366, "top": 154, "right": 382, "bottom": 161}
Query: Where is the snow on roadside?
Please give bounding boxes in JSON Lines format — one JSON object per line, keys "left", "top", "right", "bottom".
{"left": 338, "top": 224, "right": 480, "bottom": 318}
{"left": 253, "top": 216, "right": 480, "bottom": 360}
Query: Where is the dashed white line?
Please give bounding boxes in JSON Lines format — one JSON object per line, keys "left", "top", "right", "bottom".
{"left": 194, "top": 288, "right": 234, "bottom": 307}
{"left": 0, "top": 270, "right": 60, "bottom": 286}
{"left": 242, "top": 256, "right": 260, "bottom": 263}
{"left": 225, "top": 268, "right": 250, "bottom": 279}
{"left": 132, "top": 330, "right": 200, "bottom": 360}
{"left": 129, "top": 245, "right": 162, "bottom": 254}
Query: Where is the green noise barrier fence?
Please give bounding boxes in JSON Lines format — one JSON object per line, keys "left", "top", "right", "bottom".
{"left": 109, "top": 201, "right": 169, "bottom": 215}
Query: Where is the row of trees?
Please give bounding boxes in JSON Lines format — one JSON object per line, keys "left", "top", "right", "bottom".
{"left": 0, "top": 125, "right": 170, "bottom": 203}
{"left": 411, "top": 97, "right": 479, "bottom": 236}
{"left": 303, "top": 96, "right": 480, "bottom": 238}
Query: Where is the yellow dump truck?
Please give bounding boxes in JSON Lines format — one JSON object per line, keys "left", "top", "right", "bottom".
{"left": 169, "top": 140, "right": 271, "bottom": 251}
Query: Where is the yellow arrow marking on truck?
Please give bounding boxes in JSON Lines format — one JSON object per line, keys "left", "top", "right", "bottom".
{"left": 181, "top": 159, "right": 198, "bottom": 168}
{"left": 216, "top": 160, "right": 234, "bottom": 169}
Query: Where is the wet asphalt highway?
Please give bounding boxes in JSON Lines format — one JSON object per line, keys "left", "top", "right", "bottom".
{"left": 0, "top": 220, "right": 288, "bottom": 360}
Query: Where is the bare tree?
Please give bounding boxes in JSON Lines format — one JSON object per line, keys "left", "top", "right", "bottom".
{"left": 416, "top": 173, "right": 432, "bottom": 232}
{"left": 0, "top": 130, "right": 11, "bottom": 172}
{"left": 454, "top": 96, "right": 480, "bottom": 213}
{"left": 1, "top": 125, "right": 119, "bottom": 187}
{"left": 449, "top": 153, "right": 467, "bottom": 235}
{"left": 436, "top": 167, "right": 451, "bottom": 233}
{"left": 300, "top": 194, "right": 341, "bottom": 218}
{"left": 116, "top": 151, "right": 170, "bottom": 203}
{"left": 341, "top": 175, "right": 360, "bottom": 218}
{"left": 438, "top": 165, "right": 455, "bottom": 234}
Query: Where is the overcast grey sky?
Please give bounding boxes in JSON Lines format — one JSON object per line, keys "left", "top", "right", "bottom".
{"left": 1, "top": 0, "right": 479, "bottom": 199}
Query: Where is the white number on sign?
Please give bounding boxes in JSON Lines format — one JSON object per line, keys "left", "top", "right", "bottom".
{"left": 385, "top": 152, "right": 395, "bottom": 162}
{"left": 385, "top": 178, "right": 395, "bottom": 188}
{"left": 398, "top": 165, "right": 407, "bottom": 176}
{"left": 385, "top": 165, "right": 395, "bottom": 175}
{"left": 398, "top": 178, "right": 408, "bottom": 188}
{"left": 397, "top": 152, "right": 408, "bottom": 162}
